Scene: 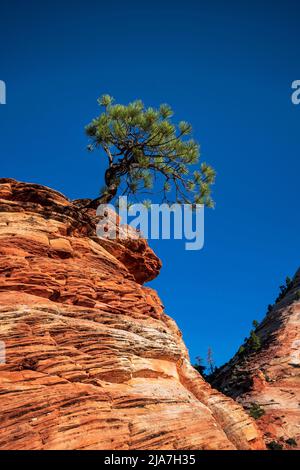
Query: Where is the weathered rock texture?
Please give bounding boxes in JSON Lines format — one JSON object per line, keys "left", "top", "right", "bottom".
{"left": 211, "top": 270, "right": 300, "bottom": 450}
{"left": 0, "top": 178, "right": 264, "bottom": 450}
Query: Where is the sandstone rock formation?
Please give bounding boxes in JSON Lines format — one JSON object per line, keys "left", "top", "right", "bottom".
{"left": 211, "top": 270, "right": 300, "bottom": 450}
{"left": 0, "top": 178, "right": 264, "bottom": 450}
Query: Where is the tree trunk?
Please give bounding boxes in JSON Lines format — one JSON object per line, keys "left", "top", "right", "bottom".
{"left": 84, "top": 165, "right": 119, "bottom": 209}
{"left": 84, "top": 186, "right": 117, "bottom": 209}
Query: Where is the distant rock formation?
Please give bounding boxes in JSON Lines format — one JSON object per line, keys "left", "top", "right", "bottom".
{"left": 0, "top": 178, "right": 264, "bottom": 450}
{"left": 211, "top": 269, "right": 300, "bottom": 449}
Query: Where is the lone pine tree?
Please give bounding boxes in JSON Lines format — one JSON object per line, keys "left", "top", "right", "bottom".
{"left": 85, "top": 95, "right": 216, "bottom": 208}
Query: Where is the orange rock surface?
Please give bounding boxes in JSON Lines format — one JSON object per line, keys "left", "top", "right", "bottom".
{"left": 211, "top": 270, "right": 300, "bottom": 449}
{"left": 0, "top": 178, "right": 265, "bottom": 450}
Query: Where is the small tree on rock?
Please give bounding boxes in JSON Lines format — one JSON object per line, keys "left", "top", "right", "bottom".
{"left": 207, "top": 347, "right": 216, "bottom": 374}
{"left": 85, "top": 95, "right": 216, "bottom": 208}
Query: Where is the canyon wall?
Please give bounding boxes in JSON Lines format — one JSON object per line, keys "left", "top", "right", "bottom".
{"left": 0, "top": 178, "right": 264, "bottom": 450}
{"left": 211, "top": 269, "right": 300, "bottom": 449}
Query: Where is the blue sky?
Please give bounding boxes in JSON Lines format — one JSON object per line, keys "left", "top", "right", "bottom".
{"left": 0, "top": 0, "right": 299, "bottom": 368}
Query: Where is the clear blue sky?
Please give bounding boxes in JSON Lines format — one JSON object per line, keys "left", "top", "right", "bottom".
{"left": 0, "top": 0, "right": 299, "bottom": 368}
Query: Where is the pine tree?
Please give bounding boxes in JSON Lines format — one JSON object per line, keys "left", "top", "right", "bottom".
{"left": 249, "top": 330, "right": 261, "bottom": 351}
{"left": 85, "top": 95, "right": 216, "bottom": 208}
{"left": 207, "top": 347, "right": 216, "bottom": 374}
{"left": 286, "top": 276, "right": 292, "bottom": 287}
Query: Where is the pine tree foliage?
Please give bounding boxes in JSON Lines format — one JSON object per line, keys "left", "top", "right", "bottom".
{"left": 85, "top": 95, "right": 216, "bottom": 207}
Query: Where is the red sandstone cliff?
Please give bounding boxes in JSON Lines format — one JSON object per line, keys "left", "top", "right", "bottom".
{"left": 0, "top": 178, "right": 264, "bottom": 450}
{"left": 211, "top": 270, "right": 300, "bottom": 450}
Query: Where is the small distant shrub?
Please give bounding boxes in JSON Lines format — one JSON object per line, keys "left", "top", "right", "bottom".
{"left": 267, "top": 440, "right": 283, "bottom": 450}
{"left": 193, "top": 356, "right": 206, "bottom": 376}
{"left": 237, "top": 326, "right": 262, "bottom": 358}
{"left": 249, "top": 402, "right": 265, "bottom": 420}
{"left": 275, "top": 276, "right": 294, "bottom": 303}
{"left": 267, "top": 304, "right": 273, "bottom": 314}
{"left": 286, "top": 276, "right": 292, "bottom": 287}
{"left": 194, "top": 363, "right": 206, "bottom": 375}
{"left": 248, "top": 330, "right": 261, "bottom": 351}
{"left": 285, "top": 437, "right": 297, "bottom": 447}
{"left": 295, "top": 291, "right": 300, "bottom": 301}
{"left": 263, "top": 372, "right": 272, "bottom": 382}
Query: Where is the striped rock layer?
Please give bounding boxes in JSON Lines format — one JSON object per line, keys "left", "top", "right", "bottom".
{"left": 0, "top": 178, "right": 264, "bottom": 450}
{"left": 211, "top": 269, "right": 300, "bottom": 449}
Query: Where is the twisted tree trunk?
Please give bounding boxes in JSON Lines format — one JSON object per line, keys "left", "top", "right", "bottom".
{"left": 84, "top": 165, "right": 120, "bottom": 209}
